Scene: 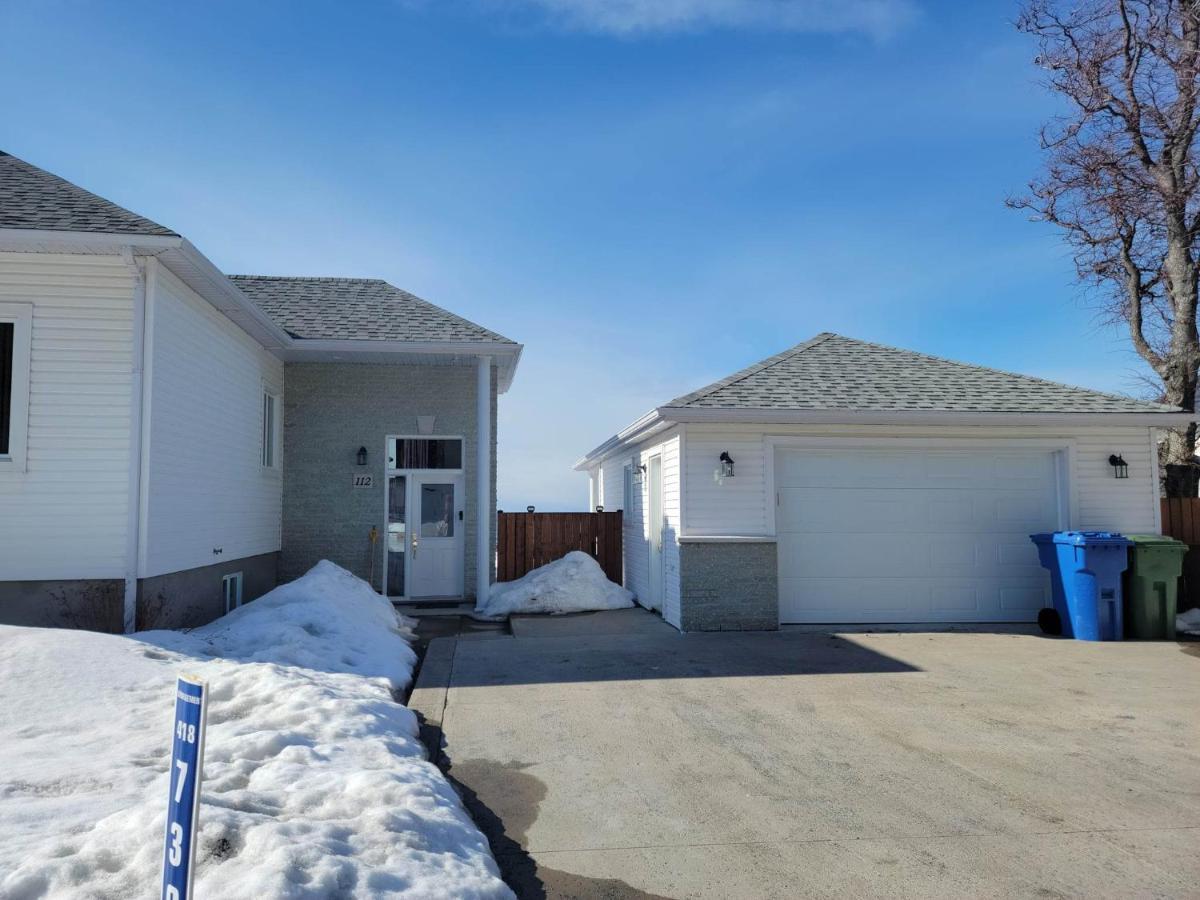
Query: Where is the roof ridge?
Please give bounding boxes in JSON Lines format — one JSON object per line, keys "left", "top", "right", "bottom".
{"left": 664, "top": 332, "right": 836, "bottom": 408}
{"left": 230, "top": 275, "right": 387, "bottom": 283}
{"left": 829, "top": 333, "right": 1175, "bottom": 411}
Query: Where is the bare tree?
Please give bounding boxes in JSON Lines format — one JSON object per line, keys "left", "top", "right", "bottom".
{"left": 1010, "top": 0, "right": 1200, "bottom": 486}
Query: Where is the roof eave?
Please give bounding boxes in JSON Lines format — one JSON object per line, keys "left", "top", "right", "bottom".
{"left": 574, "top": 409, "right": 669, "bottom": 470}
{"left": 0, "top": 227, "right": 182, "bottom": 253}
{"left": 280, "top": 338, "right": 524, "bottom": 392}
{"left": 657, "top": 406, "right": 1196, "bottom": 427}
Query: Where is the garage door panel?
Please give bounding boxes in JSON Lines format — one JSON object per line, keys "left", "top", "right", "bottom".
{"left": 776, "top": 447, "right": 1059, "bottom": 624}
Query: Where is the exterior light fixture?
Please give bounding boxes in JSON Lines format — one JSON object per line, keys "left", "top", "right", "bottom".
{"left": 1108, "top": 454, "right": 1129, "bottom": 479}
{"left": 596, "top": 505, "right": 604, "bottom": 513}
{"left": 527, "top": 505, "right": 536, "bottom": 513}
{"left": 633, "top": 463, "right": 646, "bottom": 483}
{"left": 357, "top": 446, "right": 368, "bottom": 466}
{"left": 719, "top": 451, "right": 735, "bottom": 478}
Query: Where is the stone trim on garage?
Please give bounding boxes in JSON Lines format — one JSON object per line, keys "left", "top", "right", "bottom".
{"left": 678, "top": 539, "right": 778, "bottom": 631}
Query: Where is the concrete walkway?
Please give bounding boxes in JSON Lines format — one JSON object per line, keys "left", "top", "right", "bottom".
{"left": 411, "top": 609, "right": 1200, "bottom": 899}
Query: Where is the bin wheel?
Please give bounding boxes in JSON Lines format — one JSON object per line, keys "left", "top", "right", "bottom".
{"left": 1038, "top": 608, "right": 1063, "bottom": 636}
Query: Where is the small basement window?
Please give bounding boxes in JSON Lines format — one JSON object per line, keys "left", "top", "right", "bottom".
{"left": 223, "top": 572, "right": 243, "bottom": 614}
{"left": 262, "top": 390, "right": 278, "bottom": 468}
{"left": 389, "top": 437, "right": 463, "bottom": 469}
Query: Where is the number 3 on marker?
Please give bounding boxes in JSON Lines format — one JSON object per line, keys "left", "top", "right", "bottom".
{"left": 168, "top": 821, "right": 183, "bottom": 865}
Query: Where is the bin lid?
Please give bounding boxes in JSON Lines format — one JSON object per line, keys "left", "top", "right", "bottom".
{"left": 1029, "top": 532, "right": 1056, "bottom": 545}
{"left": 1125, "top": 533, "right": 1188, "bottom": 548}
{"left": 1050, "top": 531, "right": 1131, "bottom": 546}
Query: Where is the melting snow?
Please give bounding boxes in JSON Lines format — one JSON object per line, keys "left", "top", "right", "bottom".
{"left": 0, "top": 561, "right": 512, "bottom": 899}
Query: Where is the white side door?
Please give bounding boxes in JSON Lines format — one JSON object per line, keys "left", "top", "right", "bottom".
{"left": 646, "top": 455, "right": 664, "bottom": 611}
{"left": 408, "top": 474, "right": 465, "bottom": 599}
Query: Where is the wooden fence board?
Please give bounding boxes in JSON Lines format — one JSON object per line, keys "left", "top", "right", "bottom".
{"left": 1159, "top": 498, "right": 1200, "bottom": 611}
{"left": 496, "top": 510, "right": 624, "bottom": 585}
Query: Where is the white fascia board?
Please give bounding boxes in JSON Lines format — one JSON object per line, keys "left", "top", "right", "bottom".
{"left": 657, "top": 406, "right": 1197, "bottom": 427}
{"left": 0, "top": 228, "right": 182, "bottom": 253}
{"left": 573, "top": 409, "right": 667, "bottom": 470}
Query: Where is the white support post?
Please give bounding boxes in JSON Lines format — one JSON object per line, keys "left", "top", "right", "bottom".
{"left": 476, "top": 355, "right": 493, "bottom": 609}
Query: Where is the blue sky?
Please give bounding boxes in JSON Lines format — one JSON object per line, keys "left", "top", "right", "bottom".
{"left": 0, "top": 0, "right": 1151, "bottom": 509}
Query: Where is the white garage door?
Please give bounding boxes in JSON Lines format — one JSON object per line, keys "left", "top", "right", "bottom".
{"left": 776, "top": 447, "right": 1060, "bottom": 624}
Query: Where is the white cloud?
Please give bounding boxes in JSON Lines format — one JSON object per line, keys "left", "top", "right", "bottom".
{"left": 496, "top": 0, "right": 919, "bottom": 39}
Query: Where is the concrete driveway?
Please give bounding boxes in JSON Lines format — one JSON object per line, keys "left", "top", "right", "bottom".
{"left": 410, "top": 610, "right": 1200, "bottom": 899}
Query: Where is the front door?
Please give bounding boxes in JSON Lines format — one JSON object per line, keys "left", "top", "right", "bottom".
{"left": 408, "top": 474, "right": 464, "bottom": 598}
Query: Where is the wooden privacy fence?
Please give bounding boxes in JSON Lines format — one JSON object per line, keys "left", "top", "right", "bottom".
{"left": 1159, "top": 498, "right": 1200, "bottom": 610}
{"left": 496, "top": 510, "right": 623, "bottom": 585}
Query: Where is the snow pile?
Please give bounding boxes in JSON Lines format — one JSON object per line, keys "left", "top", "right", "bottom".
{"left": 479, "top": 550, "right": 635, "bottom": 618}
{"left": 1178, "top": 607, "right": 1200, "bottom": 636}
{"left": 0, "top": 561, "right": 512, "bottom": 900}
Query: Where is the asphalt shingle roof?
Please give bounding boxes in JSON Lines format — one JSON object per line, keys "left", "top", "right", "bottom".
{"left": 0, "top": 151, "right": 176, "bottom": 236}
{"left": 230, "top": 276, "right": 516, "bottom": 344}
{"left": 665, "top": 333, "right": 1180, "bottom": 414}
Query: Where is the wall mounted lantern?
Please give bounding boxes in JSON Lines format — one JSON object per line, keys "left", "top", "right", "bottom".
{"left": 596, "top": 505, "right": 604, "bottom": 513}
{"left": 632, "top": 463, "right": 647, "bottom": 483}
{"left": 527, "top": 505, "right": 536, "bottom": 513}
{"left": 1108, "top": 454, "right": 1129, "bottom": 479}
{"left": 719, "top": 451, "right": 736, "bottom": 478}
{"left": 357, "top": 446, "right": 368, "bottom": 466}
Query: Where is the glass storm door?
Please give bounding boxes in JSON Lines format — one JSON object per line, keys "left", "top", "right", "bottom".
{"left": 407, "top": 474, "right": 465, "bottom": 598}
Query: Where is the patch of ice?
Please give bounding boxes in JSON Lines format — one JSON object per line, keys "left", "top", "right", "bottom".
{"left": 478, "top": 550, "right": 635, "bottom": 618}
{"left": 0, "top": 561, "right": 512, "bottom": 900}
{"left": 1177, "top": 607, "right": 1200, "bottom": 636}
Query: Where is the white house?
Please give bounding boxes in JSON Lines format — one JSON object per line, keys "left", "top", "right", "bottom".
{"left": 577, "top": 333, "right": 1191, "bottom": 631}
{"left": 0, "top": 151, "right": 521, "bottom": 632}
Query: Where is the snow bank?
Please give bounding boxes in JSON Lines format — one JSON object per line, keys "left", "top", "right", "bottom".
{"left": 1178, "top": 607, "right": 1200, "bottom": 636}
{"left": 479, "top": 551, "right": 634, "bottom": 618}
{"left": 0, "top": 561, "right": 512, "bottom": 900}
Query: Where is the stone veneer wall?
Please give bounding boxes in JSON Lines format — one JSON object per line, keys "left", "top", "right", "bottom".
{"left": 678, "top": 540, "right": 778, "bottom": 631}
{"left": 280, "top": 363, "right": 497, "bottom": 599}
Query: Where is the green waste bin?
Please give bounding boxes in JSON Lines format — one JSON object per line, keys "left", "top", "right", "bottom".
{"left": 1124, "top": 535, "right": 1188, "bottom": 640}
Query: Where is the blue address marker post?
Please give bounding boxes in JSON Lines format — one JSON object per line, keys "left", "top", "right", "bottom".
{"left": 161, "top": 675, "right": 208, "bottom": 900}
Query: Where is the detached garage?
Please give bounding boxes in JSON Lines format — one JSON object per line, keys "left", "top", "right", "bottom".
{"left": 577, "top": 333, "right": 1193, "bottom": 631}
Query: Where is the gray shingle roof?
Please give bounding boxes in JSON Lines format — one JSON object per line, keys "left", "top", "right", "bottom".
{"left": 665, "top": 333, "right": 1180, "bottom": 414}
{"left": 230, "top": 276, "right": 516, "bottom": 344}
{"left": 0, "top": 151, "right": 177, "bottom": 237}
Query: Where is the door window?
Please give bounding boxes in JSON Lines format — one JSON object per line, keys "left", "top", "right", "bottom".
{"left": 387, "top": 475, "right": 407, "bottom": 596}
{"left": 420, "top": 483, "right": 455, "bottom": 537}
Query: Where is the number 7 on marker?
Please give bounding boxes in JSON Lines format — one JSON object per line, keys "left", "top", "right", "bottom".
{"left": 174, "top": 760, "right": 188, "bottom": 803}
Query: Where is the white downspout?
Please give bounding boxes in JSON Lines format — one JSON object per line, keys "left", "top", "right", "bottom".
{"left": 121, "top": 248, "right": 148, "bottom": 633}
{"left": 476, "top": 355, "right": 493, "bottom": 609}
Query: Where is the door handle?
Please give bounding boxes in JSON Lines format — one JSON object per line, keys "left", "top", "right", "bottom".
{"left": 411, "top": 535, "right": 419, "bottom": 558}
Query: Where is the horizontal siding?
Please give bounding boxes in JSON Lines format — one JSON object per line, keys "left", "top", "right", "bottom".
{"left": 0, "top": 253, "right": 133, "bottom": 578}
{"left": 681, "top": 423, "right": 1160, "bottom": 536}
{"left": 142, "top": 262, "right": 284, "bottom": 577}
{"left": 596, "top": 428, "right": 682, "bottom": 626}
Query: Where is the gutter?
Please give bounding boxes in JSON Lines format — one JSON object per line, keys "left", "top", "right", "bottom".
{"left": 658, "top": 406, "right": 1198, "bottom": 427}
{"left": 120, "top": 247, "right": 148, "bottom": 634}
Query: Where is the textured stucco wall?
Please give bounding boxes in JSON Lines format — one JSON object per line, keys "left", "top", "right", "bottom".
{"left": 678, "top": 541, "right": 778, "bottom": 631}
{"left": 136, "top": 552, "right": 279, "bottom": 630}
{"left": 280, "top": 363, "right": 497, "bottom": 599}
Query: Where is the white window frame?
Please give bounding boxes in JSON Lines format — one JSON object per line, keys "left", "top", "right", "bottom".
{"left": 261, "top": 387, "right": 279, "bottom": 470}
{"left": 623, "top": 463, "right": 633, "bottom": 512}
{"left": 0, "top": 302, "right": 33, "bottom": 473}
{"left": 222, "top": 571, "right": 243, "bottom": 614}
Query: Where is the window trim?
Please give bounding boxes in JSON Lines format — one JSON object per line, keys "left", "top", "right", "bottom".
{"left": 222, "top": 571, "right": 243, "bottom": 614}
{"left": 623, "top": 463, "right": 633, "bottom": 512}
{"left": 0, "top": 302, "right": 32, "bottom": 472}
{"left": 261, "top": 387, "right": 279, "bottom": 470}
{"left": 384, "top": 434, "right": 466, "bottom": 473}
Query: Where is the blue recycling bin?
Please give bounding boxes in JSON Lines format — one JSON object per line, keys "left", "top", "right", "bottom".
{"left": 1030, "top": 532, "right": 1132, "bottom": 640}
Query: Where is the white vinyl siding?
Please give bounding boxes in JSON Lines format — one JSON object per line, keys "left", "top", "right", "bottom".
{"left": 142, "top": 262, "right": 284, "bottom": 578}
{"left": 0, "top": 253, "right": 135, "bottom": 579}
{"left": 597, "top": 428, "right": 682, "bottom": 627}
{"left": 681, "top": 423, "right": 1161, "bottom": 537}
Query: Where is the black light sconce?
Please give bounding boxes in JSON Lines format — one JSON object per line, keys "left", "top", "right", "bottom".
{"left": 719, "top": 451, "right": 735, "bottom": 478}
{"left": 356, "top": 446, "right": 368, "bottom": 466}
{"left": 527, "top": 505, "right": 536, "bottom": 513}
{"left": 596, "top": 505, "right": 604, "bottom": 513}
{"left": 1108, "top": 454, "right": 1129, "bottom": 479}
{"left": 632, "top": 463, "right": 647, "bottom": 483}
